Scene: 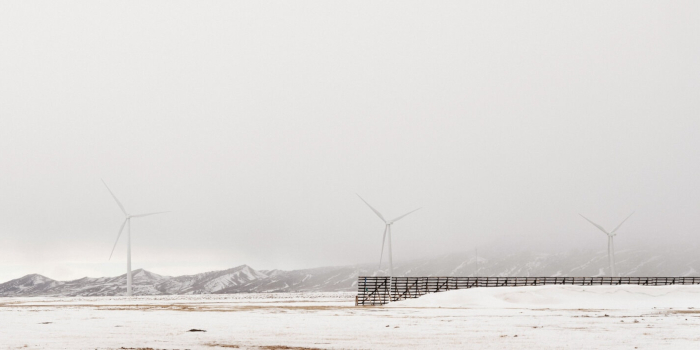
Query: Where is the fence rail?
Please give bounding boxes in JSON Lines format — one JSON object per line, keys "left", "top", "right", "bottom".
{"left": 356, "top": 276, "right": 700, "bottom": 305}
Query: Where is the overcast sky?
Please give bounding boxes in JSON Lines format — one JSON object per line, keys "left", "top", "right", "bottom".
{"left": 1, "top": 1, "right": 699, "bottom": 282}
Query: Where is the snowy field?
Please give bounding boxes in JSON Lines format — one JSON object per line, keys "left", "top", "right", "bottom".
{"left": 3, "top": 286, "right": 700, "bottom": 349}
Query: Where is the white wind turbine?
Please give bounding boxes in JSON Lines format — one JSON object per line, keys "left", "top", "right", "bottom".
{"left": 102, "top": 180, "right": 169, "bottom": 296}
{"left": 579, "top": 212, "right": 634, "bottom": 277}
{"left": 357, "top": 194, "right": 421, "bottom": 301}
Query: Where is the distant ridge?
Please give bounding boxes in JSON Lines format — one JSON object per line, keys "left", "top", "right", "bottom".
{"left": 2, "top": 246, "right": 700, "bottom": 297}
{"left": 0, "top": 274, "right": 59, "bottom": 296}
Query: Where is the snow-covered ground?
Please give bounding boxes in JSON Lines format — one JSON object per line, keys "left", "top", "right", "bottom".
{"left": 390, "top": 284, "right": 700, "bottom": 309}
{"left": 2, "top": 287, "right": 700, "bottom": 349}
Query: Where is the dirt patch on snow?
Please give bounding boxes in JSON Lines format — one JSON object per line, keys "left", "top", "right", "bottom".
{"left": 258, "top": 346, "right": 326, "bottom": 350}
{"left": 204, "top": 345, "right": 323, "bottom": 350}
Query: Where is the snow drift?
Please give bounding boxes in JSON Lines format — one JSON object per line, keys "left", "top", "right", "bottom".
{"left": 389, "top": 285, "right": 700, "bottom": 309}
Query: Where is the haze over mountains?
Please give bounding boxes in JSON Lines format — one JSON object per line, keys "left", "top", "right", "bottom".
{"left": 2, "top": 245, "right": 699, "bottom": 297}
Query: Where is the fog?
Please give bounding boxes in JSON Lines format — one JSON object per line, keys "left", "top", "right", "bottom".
{"left": 1, "top": 1, "right": 699, "bottom": 282}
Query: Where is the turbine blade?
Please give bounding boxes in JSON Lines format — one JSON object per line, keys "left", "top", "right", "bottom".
{"left": 579, "top": 214, "right": 609, "bottom": 235}
{"left": 101, "top": 179, "right": 127, "bottom": 216}
{"left": 109, "top": 219, "right": 128, "bottom": 260}
{"left": 611, "top": 211, "right": 635, "bottom": 233}
{"left": 131, "top": 211, "right": 170, "bottom": 218}
{"left": 356, "top": 194, "right": 386, "bottom": 223}
{"left": 378, "top": 226, "right": 387, "bottom": 270}
{"left": 390, "top": 207, "right": 422, "bottom": 223}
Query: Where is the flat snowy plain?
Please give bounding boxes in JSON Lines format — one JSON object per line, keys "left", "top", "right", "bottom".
{"left": 2, "top": 286, "right": 700, "bottom": 349}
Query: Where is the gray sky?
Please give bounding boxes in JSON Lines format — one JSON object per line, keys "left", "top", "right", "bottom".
{"left": 1, "top": 1, "right": 699, "bottom": 282}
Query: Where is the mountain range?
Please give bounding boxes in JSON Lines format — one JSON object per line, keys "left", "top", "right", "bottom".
{"left": 2, "top": 245, "right": 699, "bottom": 297}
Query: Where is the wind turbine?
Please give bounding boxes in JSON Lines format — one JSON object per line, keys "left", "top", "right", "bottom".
{"left": 357, "top": 194, "right": 421, "bottom": 301}
{"left": 102, "top": 179, "right": 169, "bottom": 296}
{"left": 579, "top": 212, "right": 634, "bottom": 277}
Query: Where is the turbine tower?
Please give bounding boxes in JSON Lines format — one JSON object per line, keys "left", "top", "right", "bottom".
{"left": 102, "top": 180, "right": 168, "bottom": 296}
{"left": 579, "top": 212, "right": 634, "bottom": 277}
{"left": 357, "top": 194, "right": 420, "bottom": 301}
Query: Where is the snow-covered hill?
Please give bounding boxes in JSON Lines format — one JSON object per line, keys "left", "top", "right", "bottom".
{"left": 2, "top": 245, "right": 699, "bottom": 297}
{"left": 0, "top": 274, "right": 59, "bottom": 296}
{"left": 156, "top": 265, "right": 267, "bottom": 294}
